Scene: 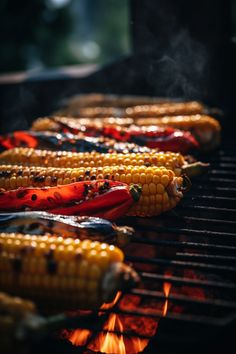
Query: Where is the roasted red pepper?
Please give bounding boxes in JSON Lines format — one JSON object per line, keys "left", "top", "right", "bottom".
{"left": 0, "top": 131, "right": 38, "bottom": 151}
{"left": 102, "top": 125, "right": 198, "bottom": 154}
{"left": 0, "top": 180, "right": 141, "bottom": 220}
{"left": 0, "top": 130, "right": 152, "bottom": 154}
{"left": 48, "top": 118, "right": 198, "bottom": 154}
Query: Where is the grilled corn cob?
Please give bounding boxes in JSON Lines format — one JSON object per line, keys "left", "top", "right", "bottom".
{"left": 0, "top": 212, "right": 134, "bottom": 247}
{"left": 32, "top": 114, "right": 220, "bottom": 151}
{"left": 59, "top": 101, "right": 204, "bottom": 118}
{"left": 0, "top": 164, "right": 186, "bottom": 216}
{"left": 32, "top": 117, "right": 63, "bottom": 131}
{"left": 0, "top": 148, "right": 208, "bottom": 177}
{"left": 31, "top": 116, "right": 134, "bottom": 131}
{"left": 58, "top": 93, "right": 190, "bottom": 110}
{"left": 30, "top": 118, "right": 199, "bottom": 154}
{"left": 0, "top": 233, "right": 139, "bottom": 310}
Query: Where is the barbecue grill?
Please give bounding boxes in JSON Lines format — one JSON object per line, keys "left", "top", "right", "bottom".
{"left": 0, "top": 1, "right": 235, "bottom": 353}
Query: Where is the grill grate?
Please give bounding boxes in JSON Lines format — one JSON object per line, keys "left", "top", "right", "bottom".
{"left": 61, "top": 145, "right": 236, "bottom": 353}
{"left": 27, "top": 145, "right": 235, "bottom": 354}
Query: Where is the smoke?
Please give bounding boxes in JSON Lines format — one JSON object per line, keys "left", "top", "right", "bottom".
{"left": 149, "top": 29, "right": 209, "bottom": 100}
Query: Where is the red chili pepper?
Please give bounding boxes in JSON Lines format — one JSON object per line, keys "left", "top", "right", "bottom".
{"left": 0, "top": 180, "right": 141, "bottom": 220}
{"left": 50, "top": 118, "right": 198, "bottom": 154}
{"left": 0, "top": 130, "right": 153, "bottom": 154}
{"left": 0, "top": 131, "right": 38, "bottom": 150}
{"left": 102, "top": 126, "right": 198, "bottom": 154}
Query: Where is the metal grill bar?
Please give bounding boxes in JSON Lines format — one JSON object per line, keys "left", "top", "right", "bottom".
{"left": 170, "top": 207, "right": 234, "bottom": 216}
{"left": 175, "top": 252, "right": 236, "bottom": 263}
{"left": 192, "top": 185, "right": 236, "bottom": 196}
{"left": 127, "top": 255, "right": 236, "bottom": 274}
{"left": 141, "top": 272, "right": 236, "bottom": 290}
{"left": 133, "top": 237, "right": 236, "bottom": 252}
{"left": 130, "top": 289, "right": 236, "bottom": 309}
{"left": 95, "top": 307, "right": 234, "bottom": 327}
{"left": 130, "top": 224, "right": 236, "bottom": 239}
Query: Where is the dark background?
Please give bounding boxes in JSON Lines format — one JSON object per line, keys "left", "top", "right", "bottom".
{"left": 0, "top": 0, "right": 235, "bottom": 133}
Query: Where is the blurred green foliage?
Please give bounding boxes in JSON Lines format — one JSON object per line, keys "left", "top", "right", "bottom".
{"left": 0, "top": 0, "right": 130, "bottom": 73}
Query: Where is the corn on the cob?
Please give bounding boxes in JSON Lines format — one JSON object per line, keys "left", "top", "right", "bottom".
{"left": 31, "top": 116, "right": 134, "bottom": 131}
{"left": 0, "top": 148, "right": 185, "bottom": 175}
{"left": 58, "top": 101, "right": 204, "bottom": 118}
{"left": 30, "top": 118, "right": 199, "bottom": 154}
{"left": 58, "top": 93, "right": 190, "bottom": 110}
{"left": 32, "top": 117, "right": 62, "bottom": 131}
{"left": 0, "top": 212, "right": 134, "bottom": 247}
{"left": 0, "top": 164, "right": 185, "bottom": 216}
{"left": 0, "top": 233, "right": 139, "bottom": 310}
{"left": 31, "top": 114, "right": 220, "bottom": 151}
{"left": 0, "top": 148, "right": 208, "bottom": 177}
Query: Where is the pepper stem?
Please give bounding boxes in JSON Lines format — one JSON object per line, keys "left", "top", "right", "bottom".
{"left": 129, "top": 184, "right": 142, "bottom": 202}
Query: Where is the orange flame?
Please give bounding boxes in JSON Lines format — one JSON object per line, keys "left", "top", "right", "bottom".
{"left": 130, "top": 337, "right": 149, "bottom": 353}
{"left": 89, "top": 313, "right": 149, "bottom": 354}
{"left": 67, "top": 290, "right": 157, "bottom": 353}
{"left": 68, "top": 292, "right": 121, "bottom": 349}
{"left": 69, "top": 328, "right": 91, "bottom": 346}
{"left": 100, "top": 291, "right": 122, "bottom": 311}
{"left": 162, "top": 282, "right": 172, "bottom": 317}
{"left": 90, "top": 313, "right": 126, "bottom": 354}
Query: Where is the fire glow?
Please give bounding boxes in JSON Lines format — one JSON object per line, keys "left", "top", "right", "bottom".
{"left": 67, "top": 282, "right": 172, "bottom": 353}
{"left": 162, "top": 282, "right": 172, "bottom": 317}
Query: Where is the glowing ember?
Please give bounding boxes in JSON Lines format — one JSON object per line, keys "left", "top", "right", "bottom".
{"left": 162, "top": 282, "right": 172, "bottom": 317}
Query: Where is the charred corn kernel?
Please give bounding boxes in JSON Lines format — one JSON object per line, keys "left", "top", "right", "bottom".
{"left": 0, "top": 148, "right": 186, "bottom": 176}
{"left": 0, "top": 233, "right": 127, "bottom": 310}
{"left": 0, "top": 164, "right": 184, "bottom": 216}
